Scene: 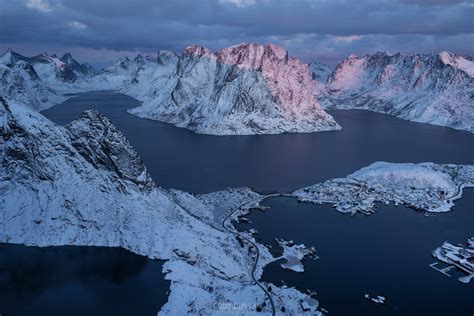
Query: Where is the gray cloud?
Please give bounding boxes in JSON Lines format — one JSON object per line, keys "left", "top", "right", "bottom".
{"left": 0, "top": 0, "right": 472, "bottom": 64}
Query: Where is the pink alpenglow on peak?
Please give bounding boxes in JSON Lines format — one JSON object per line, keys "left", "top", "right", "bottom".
{"left": 217, "top": 43, "right": 321, "bottom": 120}
{"left": 439, "top": 51, "right": 474, "bottom": 77}
{"left": 326, "top": 51, "right": 474, "bottom": 133}
{"left": 184, "top": 45, "right": 217, "bottom": 60}
{"left": 130, "top": 43, "right": 340, "bottom": 135}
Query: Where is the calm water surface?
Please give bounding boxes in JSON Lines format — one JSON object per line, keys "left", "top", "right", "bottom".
{"left": 0, "top": 244, "right": 169, "bottom": 316}
{"left": 42, "top": 91, "right": 474, "bottom": 193}
{"left": 1, "top": 90, "right": 472, "bottom": 315}
{"left": 236, "top": 191, "right": 474, "bottom": 315}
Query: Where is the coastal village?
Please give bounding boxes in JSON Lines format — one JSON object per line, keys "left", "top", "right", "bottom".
{"left": 431, "top": 237, "right": 474, "bottom": 284}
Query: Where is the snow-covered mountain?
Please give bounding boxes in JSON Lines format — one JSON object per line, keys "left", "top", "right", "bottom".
{"left": 129, "top": 43, "right": 341, "bottom": 135}
{"left": 0, "top": 97, "right": 321, "bottom": 314}
{"left": 0, "top": 52, "right": 64, "bottom": 110}
{"left": 0, "top": 49, "right": 96, "bottom": 85}
{"left": 326, "top": 51, "right": 474, "bottom": 132}
{"left": 0, "top": 49, "right": 99, "bottom": 108}
{"left": 30, "top": 52, "right": 95, "bottom": 84}
{"left": 2, "top": 46, "right": 473, "bottom": 134}
{"left": 60, "top": 52, "right": 96, "bottom": 77}
{"left": 309, "top": 62, "right": 332, "bottom": 83}
{"left": 120, "top": 51, "right": 178, "bottom": 100}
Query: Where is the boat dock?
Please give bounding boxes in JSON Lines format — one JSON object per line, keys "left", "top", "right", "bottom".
{"left": 430, "top": 238, "right": 474, "bottom": 283}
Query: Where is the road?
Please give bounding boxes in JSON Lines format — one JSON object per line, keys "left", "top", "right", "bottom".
{"left": 221, "top": 194, "right": 280, "bottom": 316}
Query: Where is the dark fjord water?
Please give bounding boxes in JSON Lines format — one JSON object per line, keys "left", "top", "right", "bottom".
{"left": 0, "top": 244, "right": 170, "bottom": 316}
{"left": 42, "top": 91, "right": 473, "bottom": 193}
{"left": 236, "top": 191, "right": 474, "bottom": 315}
{"left": 1, "top": 91, "right": 473, "bottom": 315}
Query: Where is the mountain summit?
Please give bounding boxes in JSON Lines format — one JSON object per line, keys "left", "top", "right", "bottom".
{"left": 129, "top": 43, "right": 341, "bottom": 135}
{"left": 326, "top": 51, "right": 474, "bottom": 132}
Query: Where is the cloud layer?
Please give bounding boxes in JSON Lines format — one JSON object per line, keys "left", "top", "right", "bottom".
{"left": 0, "top": 0, "right": 472, "bottom": 64}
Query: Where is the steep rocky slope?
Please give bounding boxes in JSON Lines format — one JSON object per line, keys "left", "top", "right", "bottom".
{"left": 0, "top": 57, "right": 64, "bottom": 110}
{"left": 326, "top": 52, "right": 474, "bottom": 132}
{"left": 309, "top": 62, "right": 332, "bottom": 83}
{"left": 3, "top": 46, "right": 473, "bottom": 134}
{"left": 129, "top": 43, "right": 340, "bottom": 135}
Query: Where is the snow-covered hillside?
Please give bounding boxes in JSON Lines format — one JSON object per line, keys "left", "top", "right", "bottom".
{"left": 0, "top": 56, "right": 65, "bottom": 110}
{"left": 326, "top": 52, "right": 474, "bottom": 133}
{"left": 293, "top": 162, "right": 474, "bottom": 215}
{"left": 309, "top": 62, "right": 332, "bottom": 83}
{"left": 0, "top": 49, "right": 100, "bottom": 109}
{"left": 129, "top": 43, "right": 340, "bottom": 135}
{"left": 0, "top": 97, "right": 321, "bottom": 315}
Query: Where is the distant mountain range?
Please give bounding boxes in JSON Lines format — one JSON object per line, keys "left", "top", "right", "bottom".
{"left": 1, "top": 45, "right": 473, "bottom": 133}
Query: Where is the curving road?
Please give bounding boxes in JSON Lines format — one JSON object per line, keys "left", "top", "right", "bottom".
{"left": 221, "top": 194, "right": 280, "bottom": 316}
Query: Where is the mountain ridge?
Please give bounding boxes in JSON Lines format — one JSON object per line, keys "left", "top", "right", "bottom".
{"left": 325, "top": 50, "right": 474, "bottom": 132}
{"left": 1, "top": 46, "right": 473, "bottom": 133}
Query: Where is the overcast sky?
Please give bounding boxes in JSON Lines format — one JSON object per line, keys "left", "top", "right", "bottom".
{"left": 0, "top": 0, "right": 473, "bottom": 65}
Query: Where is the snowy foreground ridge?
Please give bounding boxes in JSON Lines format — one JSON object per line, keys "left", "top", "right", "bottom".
{"left": 2, "top": 98, "right": 474, "bottom": 313}
{"left": 293, "top": 162, "right": 474, "bottom": 215}
{"left": 0, "top": 98, "right": 321, "bottom": 315}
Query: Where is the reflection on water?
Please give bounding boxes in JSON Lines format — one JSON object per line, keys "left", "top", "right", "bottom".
{"left": 0, "top": 244, "right": 170, "bottom": 316}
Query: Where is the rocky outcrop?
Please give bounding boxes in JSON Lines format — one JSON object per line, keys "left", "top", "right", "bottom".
{"left": 60, "top": 52, "right": 96, "bottom": 77}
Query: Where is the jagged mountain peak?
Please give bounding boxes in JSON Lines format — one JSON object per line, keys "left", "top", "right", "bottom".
{"left": 61, "top": 52, "right": 73, "bottom": 59}
{"left": 60, "top": 52, "right": 77, "bottom": 64}
{"left": 217, "top": 42, "right": 289, "bottom": 69}
{"left": 438, "top": 51, "right": 474, "bottom": 77}
{"left": 183, "top": 43, "right": 292, "bottom": 69}
{"left": 184, "top": 45, "right": 215, "bottom": 59}
{"left": 1, "top": 98, "right": 154, "bottom": 193}
{"left": 346, "top": 53, "right": 360, "bottom": 60}
{"left": 0, "top": 49, "right": 25, "bottom": 66}
{"left": 66, "top": 110, "right": 155, "bottom": 191}
{"left": 116, "top": 56, "right": 131, "bottom": 67}
{"left": 157, "top": 50, "right": 178, "bottom": 65}
{"left": 134, "top": 54, "right": 145, "bottom": 62}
